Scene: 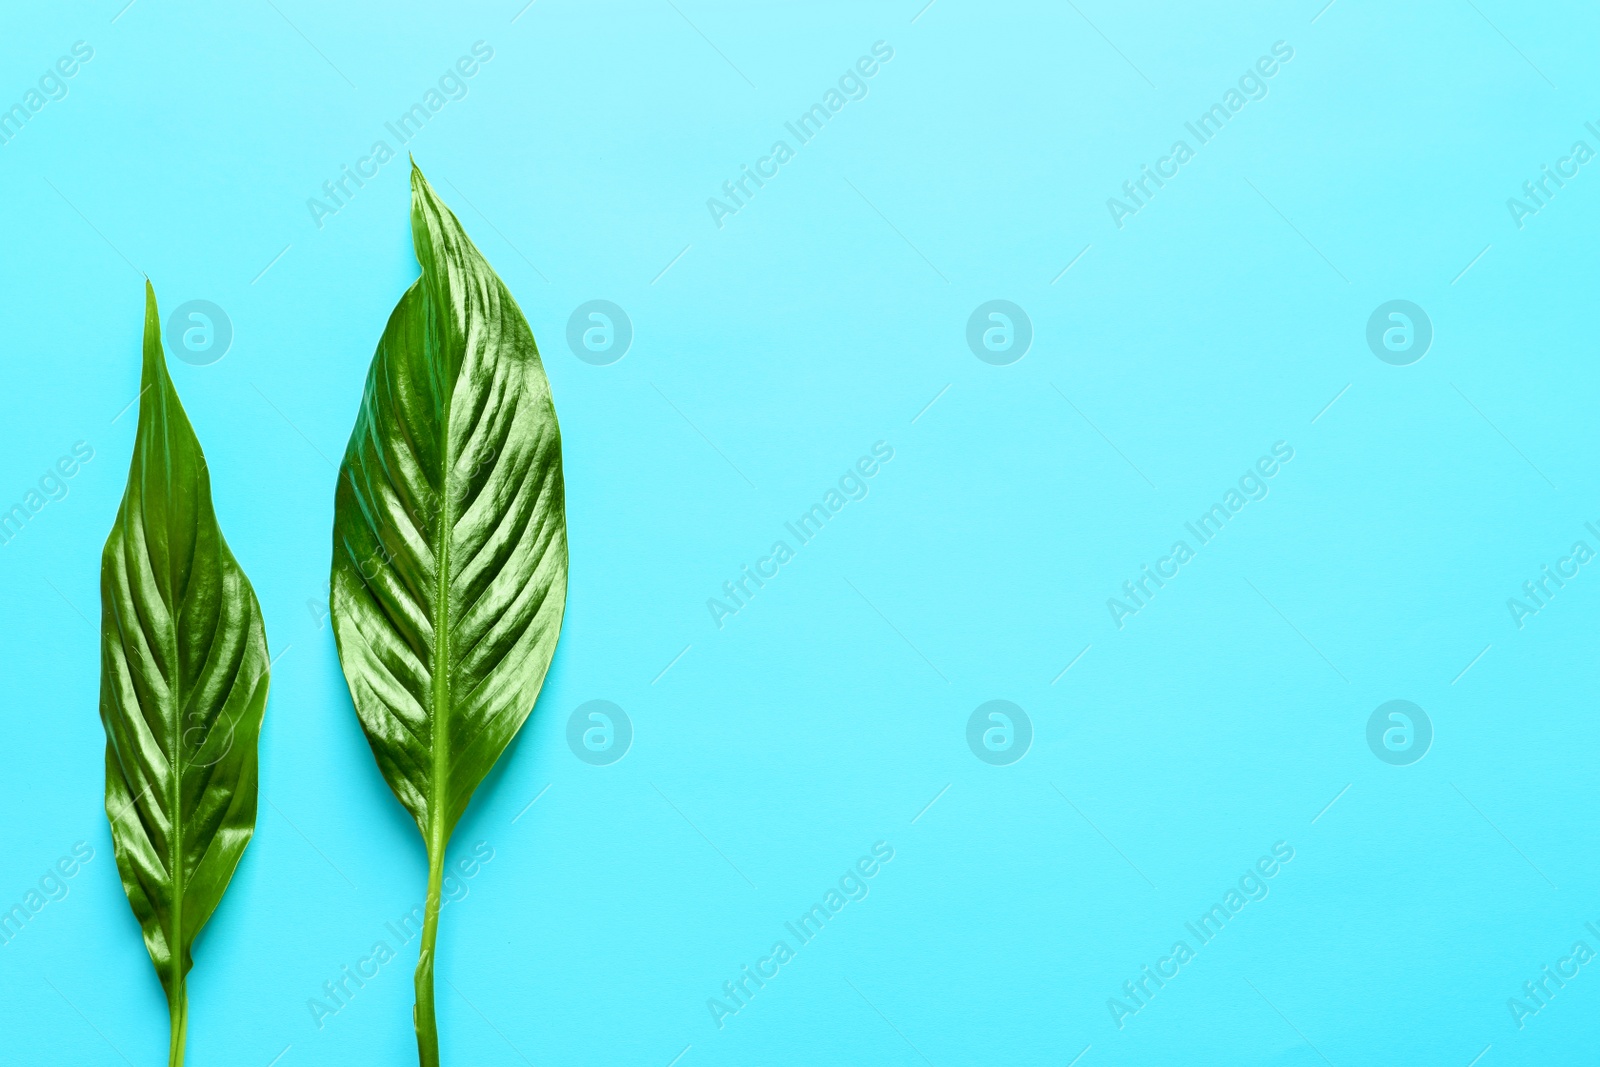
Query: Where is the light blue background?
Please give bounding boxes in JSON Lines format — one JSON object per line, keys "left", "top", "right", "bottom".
{"left": 2, "top": 1, "right": 1598, "bottom": 1064}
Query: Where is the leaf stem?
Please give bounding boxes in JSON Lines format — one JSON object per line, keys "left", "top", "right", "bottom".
{"left": 413, "top": 844, "right": 445, "bottom": 1067}
{"left": 167, "top": 979, "right": 187, "bottom": 1067}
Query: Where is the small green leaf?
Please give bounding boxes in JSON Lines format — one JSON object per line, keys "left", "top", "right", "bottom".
{"left": 330, "top": 163, "right": 567, "bottom": 1065}
{"left": 100, "top": 282, "right": 270, "bottom": 1067}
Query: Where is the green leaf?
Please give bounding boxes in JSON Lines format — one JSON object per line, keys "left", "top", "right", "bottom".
{"left": 100, "top": 282, "right": 270, "bottom": 1067}
{"left": 330, "top": 162, "right": 567, "bottom": 1066}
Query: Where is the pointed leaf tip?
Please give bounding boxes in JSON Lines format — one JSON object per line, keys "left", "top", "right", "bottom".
{"left": 141, "top": 283, "right": 164, "bottom": 380}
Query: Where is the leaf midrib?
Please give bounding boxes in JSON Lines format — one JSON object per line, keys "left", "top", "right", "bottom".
{"left": 168, "top": 630, "right": 185, "bottom": 1002}
{"left": 428, "top": 336, "right": 453, "bottom": 860}
{"left": 158, "top": 383, "right": 186, "bottom": 1004}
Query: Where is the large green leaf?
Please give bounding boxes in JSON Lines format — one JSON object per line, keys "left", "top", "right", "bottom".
{"left": 100, "top": 282, "right": 270, "bottom": 1067}
{"left": 330, "top": 163, "right": 567, "bottom": 1065}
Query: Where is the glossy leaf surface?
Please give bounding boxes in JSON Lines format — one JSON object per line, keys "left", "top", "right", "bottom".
{"left": 100, "top": 282, "right": 269, "bottom": 1067}
{"left": 330, "top": 163, "right": 567, "bottom": 1065}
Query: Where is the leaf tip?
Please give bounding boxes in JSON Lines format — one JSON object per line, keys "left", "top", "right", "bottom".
{"left": 140, "top": 281, "right": 166, "bottom": 385}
